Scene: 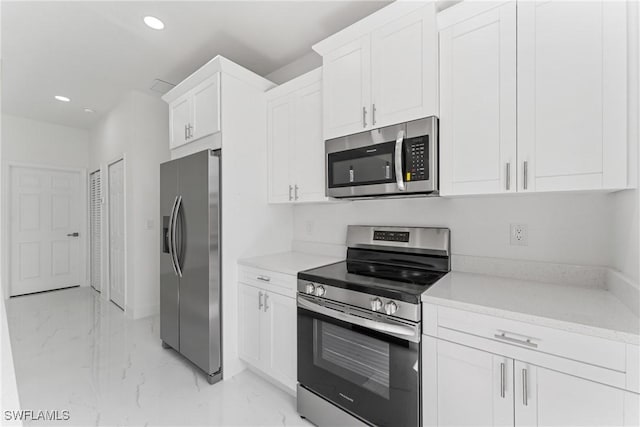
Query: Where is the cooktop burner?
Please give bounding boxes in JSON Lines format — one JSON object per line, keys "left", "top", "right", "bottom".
{"left": 298, "top": 260, "right": 447, "bottom": 303}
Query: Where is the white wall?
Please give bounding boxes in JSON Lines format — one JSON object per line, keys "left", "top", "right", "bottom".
{"left": 294, "top": 193, "right": 613, "bottom": 268}
{"left": 89, "top": 91, "right": 169, "bottom": 319}
{"left": 2, "top": 114, "right": 89, "bottom": 169}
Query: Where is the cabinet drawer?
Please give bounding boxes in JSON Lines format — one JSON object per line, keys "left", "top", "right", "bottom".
{"left": 432, "top": 305, "right": 626, "bottom": 372}
{"left": 238, "top": 265, "right": 296, "bottom": 297}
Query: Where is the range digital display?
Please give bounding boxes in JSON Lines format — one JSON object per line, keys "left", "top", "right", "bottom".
{"left": 373, "top": 230, "right": 410, "bottom": 243}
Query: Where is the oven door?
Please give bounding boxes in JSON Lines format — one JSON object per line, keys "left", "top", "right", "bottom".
{"left": 297, "top": 295, "right": 420, "bottom": 427}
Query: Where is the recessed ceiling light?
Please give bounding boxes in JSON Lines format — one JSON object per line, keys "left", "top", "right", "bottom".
{"left": 144, "top": 16, "right": 164, "bottom": 30}
{"left": 54, "top": 95, "right": 71, "bottom": 102}
{"left": 84, "top": 108, "right": 95, "bottom": 114}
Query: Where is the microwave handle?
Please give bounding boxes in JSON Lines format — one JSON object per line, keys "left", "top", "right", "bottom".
{"left": 395, "top": 130, "right": 406, "bottom": 191}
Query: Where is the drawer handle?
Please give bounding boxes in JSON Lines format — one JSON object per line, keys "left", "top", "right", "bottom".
{"left": 494, "top": 333, "right": 538, "bottom": 348}
{"left": 257, "top": 275, "right": 271, "bottom": 282}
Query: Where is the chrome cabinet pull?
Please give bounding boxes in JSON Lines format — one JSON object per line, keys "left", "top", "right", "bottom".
{"left": 500, "top": 362, "right": 506, "bottom": 398}
{"left": 288, "top": 185, "right": 293, "bottom": 201}
{"left": 184, "top": 124, "right": 188, "bottom": 140}
{"left": 362, "top": 106, "right": 367, "bottom": 128}
{"left": 189, "top": 124, "right": 193, "bottom": 139}
{"left": 522, "top": 368, "right": 528, "bottom": 406}
{"left": 372, "top": 104, "right": 377, "bottom": 126}
{"left": 523, "top": 161, "right": 529, "bottom": 190}
{"left": 264, "top": 294, "right": 269, "bottom": 312}
{"left": 506, "top": 163, "right": 511, "bottom": 191}
{"left": 257, "top": 275, "right": 271, "bottom": 282}
{"left": 294, "top": 185, "right": 299, "bottom": 201}
{"left": 494, "top": 332, "right": 538, "bottom": 348}
{"left": 258, "top": 291, "right": 264, "bottom": 310}
{"left": 394, "top": 130, "right": 406, "bottom": 191}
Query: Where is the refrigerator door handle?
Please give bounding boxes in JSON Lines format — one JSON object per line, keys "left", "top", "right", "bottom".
{"left": 172, "top": 195, "right": 183, "bottom": 278}
{"left": 168, "top": 196, "right": 180, "bottom": 276}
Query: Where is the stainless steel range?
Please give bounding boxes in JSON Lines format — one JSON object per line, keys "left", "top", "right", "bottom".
{"left": 296, "top": 225, "right": 451, "bottom": 427}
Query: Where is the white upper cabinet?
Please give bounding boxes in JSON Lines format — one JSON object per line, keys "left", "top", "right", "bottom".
{"left": 170, "top": 95, "right": 191, "bottom": 149}
{"left": 439, "top": 2, "right": 517, "bottom": 195}
{"left": 440, "top": 0, "right": 630, "bottom": 195}
{"left": 315, "top": 2, "right": 438, "bottom": 140}
{"left": 371, "top": 6, "right": 438, "bottom": 129}
{"left": 267, "top": 69, "right": 327, "bottom": 204}
{"left": 191, "top": 77, "right": 220, "bottom": 142}
{"left": 323, "top": 37, "right": 371, "bottom": 139}
{"left": 517, "top": 1, "right": 628, "bottom": 192}
{"left": 166, "top": 73, "right": 221, "bottom": 149}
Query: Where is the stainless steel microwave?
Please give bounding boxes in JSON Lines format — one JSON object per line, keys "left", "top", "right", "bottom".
{"left": 325, "top": 116, "right": 438, "bottom": 198}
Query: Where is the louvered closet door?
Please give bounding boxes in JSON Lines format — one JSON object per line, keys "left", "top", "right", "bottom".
{"left": 89, "top": 171, "right": 102, "bottom": 292}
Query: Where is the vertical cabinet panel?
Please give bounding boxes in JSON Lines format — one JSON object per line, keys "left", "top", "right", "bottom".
{"left": 515, "top": 362, "right": 626, "bottom": 427}
{"left": 170, "top": 96, "right": 191, "bottom": 149}
{"left": 423, "top": 338, "right": 514, "bottom": 427}
{"left": 294, "top": 82, "right": 325, "bottom": 203}
{"left": 439, "top": 2, "right": 517, "bottom": 195}
{"left": 267, "top": 292, "right": 297, "bottom": 391}
{"left": 238, "top": 283, "right": 262, "bottom": 367}
{"left": 517, "top": 1, "right": 628, "bottom": 191}
{"left": 192, "top": 74, "right": 221, "bottom": 140}
{"left": 371, "top": 4, "right": 437, "bottom": 128}
{"left": 323, "top": 37, "right": 371, "bottom": 139}
{"left": 267, "top": 95, "right": 295, "bottom": 203}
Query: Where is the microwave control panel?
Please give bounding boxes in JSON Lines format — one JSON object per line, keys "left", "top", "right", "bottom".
{"left": 404, "top": 137, "right": 428, "bottom": 182}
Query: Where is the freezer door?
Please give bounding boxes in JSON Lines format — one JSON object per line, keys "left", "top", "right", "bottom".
{"left": 160, "top": 159, "right": 179, "bottom": 350}
{"left": 176, "top": 150, "right": 221, "bottom": 375}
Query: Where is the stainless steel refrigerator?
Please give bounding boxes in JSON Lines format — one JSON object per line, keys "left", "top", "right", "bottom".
{"left": 160, "top": 149, "right": 222, "bottom": 385}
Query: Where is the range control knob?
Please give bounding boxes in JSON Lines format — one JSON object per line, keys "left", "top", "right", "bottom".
{"left": 384, "top": 301, "right": 398, "bottom": 315}
{"left": 370, "top": 298, "right": 383, "bottom": 311}
{"left": 315, "top": 285, "right": 326, "bottom": 297}
{"left": 305, "top": 283, "right": 316, "bottom": 295}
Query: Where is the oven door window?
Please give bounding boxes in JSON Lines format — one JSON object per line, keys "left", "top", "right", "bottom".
{"left": 298, "top": 307, "right": 419, "bottom": 427}
{"left": 328, "top": 141, "right": 396, "bottom": 188}
{"left": 314, "top": 321, "right": 390, "bottom": 399}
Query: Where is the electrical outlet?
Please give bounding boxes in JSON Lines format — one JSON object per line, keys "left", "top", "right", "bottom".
{"left": 510, "top": 224, "right": 528, "bottom": 246}
{"left": 305, "top": 220, "right": 315, "bottom": 236}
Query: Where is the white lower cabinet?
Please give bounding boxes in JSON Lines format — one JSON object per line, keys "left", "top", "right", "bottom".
{"left": 423, "top": 337, "right": 513, "bottom": 426}
{"left": 515, "top": 362, "right": 628, "bottom": 427}
{"left": 237, "top": 281, "right": 297, "bottom": 393}
{"left": 424, "top": 337, "right": 638, "bottom": 427}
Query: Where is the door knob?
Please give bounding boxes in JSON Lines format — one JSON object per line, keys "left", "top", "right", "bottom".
{"left": 67, "top": 232, "right": 79, "bottom": 237}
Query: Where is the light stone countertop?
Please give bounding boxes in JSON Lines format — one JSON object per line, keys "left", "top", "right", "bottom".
{"left": 238, "top": 251, "right": 342, "bottom": 276}
{"left": 422, "top": 272, "right": 640, "bottom": 345}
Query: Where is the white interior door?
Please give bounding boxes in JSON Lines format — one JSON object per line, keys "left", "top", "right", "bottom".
{"left": 10, "top": 166, "right": 83, "bottom": 296}
{"left": 89, "top": 170, "right": 102, "bottom": 292}
{"left": 108, "top": 159, "right": 125, "bottom": 310}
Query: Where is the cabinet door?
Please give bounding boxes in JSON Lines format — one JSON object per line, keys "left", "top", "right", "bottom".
{"left": 439, "top": 2, "right": 517, "bottom": 195}
{"left": 267, "top": 95, "right": 294, "bottom": 203}
{"left": 294, "top": 81, "right": 326, "bottom": 203}
{"left": 169, "top": 95, "right": 191, "bottom": 149}
{"left": 322, "top": 36, "right": 371, "bottom": 139}
{"left": 517, "top": 1, "right": 628, "bottom": 192}
{"left": 423, "top": 338, "right": 514, "bottom": 427}
{"left": 192, "top": 74, "right": 221, "bottom": 141}
{"left": 515, "top": 362, "right": 626, "bottom": 427}
{"left": 238, "top": 283, "right": 262, "bottom": 368}
{"left": 371, "top": 4, "right": 437, "bottom": 129}
{"left": 265, "top": 292, "right": 297, "bottom": 392}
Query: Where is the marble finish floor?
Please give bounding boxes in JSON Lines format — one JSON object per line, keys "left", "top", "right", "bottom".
{"left": 6, "top": 287, "right": 309, "bottom": 426}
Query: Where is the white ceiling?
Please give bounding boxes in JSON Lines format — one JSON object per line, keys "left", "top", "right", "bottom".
{"left": 1, "top": 1, "right": 390, "bottom": 129}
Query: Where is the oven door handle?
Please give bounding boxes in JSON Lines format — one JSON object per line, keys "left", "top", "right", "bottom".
{"left": 298, "top": 296, "right": 420, "bottom": 343}
{"left": 394, "top": 130, "right": 406, "bottom": 191}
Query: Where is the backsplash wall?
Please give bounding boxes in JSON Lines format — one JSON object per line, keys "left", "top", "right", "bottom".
{"left": 293, "top": 192, "right": 613, "bottom": 268}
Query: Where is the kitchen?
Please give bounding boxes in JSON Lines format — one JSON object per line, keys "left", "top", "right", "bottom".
{"left": 1, "top": 1, "right": 638, "bottom": 426}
